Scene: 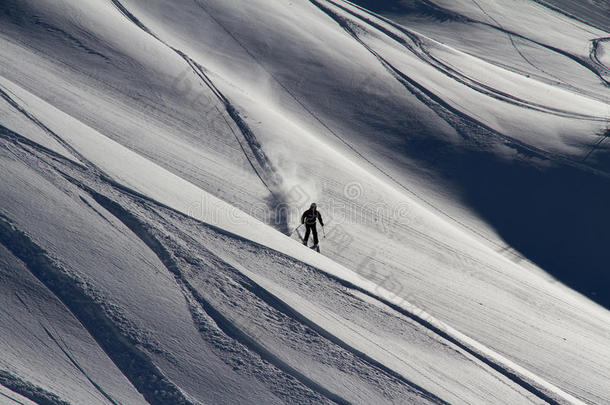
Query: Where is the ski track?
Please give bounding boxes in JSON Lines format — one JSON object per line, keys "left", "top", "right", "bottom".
{"left": 333, "top": 1, "right": 610, "bottom": 168}
{"left": 83, "top": 188, "right": 344, "bottom": 404}
{"left": 196, "top": 253, "right": 447, "bottom": 403}
{"left": 336, "top": 0, "right": 602, "bottom": 119}
{"left": 581, "top": 130, "right": 610, "bottom": 162}
{"left": 467, "top": 0, "right": 545, "bottom": 76}
{"left": 446, "top": 0, "right": 609, "bottom": 86}
{"left": 0, "top": 391, "right": 28, "bottom": 405}
{"left": 203, "top": 257, "right": 453, "bottom": 405}
{"left": 11, "top": 292, "right": 120, "bottom": 405}
{"left": 0, "top": 211, "right": 198, "bottom": 405}
{"left": 530, "top": 0, "right": 610, "bottom": 34}
{"left": 480, "top": 23, "right": 610, "bottom": 87}
{"left": 0, "top": 86, "right": 86, "bottom": 167}
{"left": 324, "top": 0, "right": 610, "bottom": 166}
{"left": 467, "top": 0, "right": 609, "bottom": 86}
{"left": 31, "top": 16, "right": 111, "bottom": 63}
{"left": 351, "top": 0, "right": 610, "bottom": 86}
{"left": 590, "top": 37, "right": 610, "bottom": 79}
{"left": 40, "top": 324, "right": 120, "bottom": 405}
{"left": 0, "top": 124, "right": 77, "bottom": 166}
{"left": 108, "top": 0, "right": 291, "bottom": 234}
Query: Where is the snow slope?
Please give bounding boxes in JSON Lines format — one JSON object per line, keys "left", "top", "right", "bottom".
{"left": 1, "top": 0, "right": 609, "bottom": 404}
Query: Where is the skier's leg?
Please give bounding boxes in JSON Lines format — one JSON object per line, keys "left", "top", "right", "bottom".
{"left": 304, "top": 225, "right": 311, "bottom": 244}
{"left": 312, "top": 225, "right": 318, "bottom": 245}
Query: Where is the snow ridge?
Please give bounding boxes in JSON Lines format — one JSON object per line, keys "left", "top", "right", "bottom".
{"left": 85, "top": 190, "right": 343, "bottom": 404}
{"left": 0, "top": 214, "right": 197, "bottom": 405}
{"left": 0, "top": 370, "right": 70, "bottom": 405}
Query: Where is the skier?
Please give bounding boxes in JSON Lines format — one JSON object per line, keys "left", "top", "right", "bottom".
{"left": 301, "top": 202, "right": 324, "bottom": 251}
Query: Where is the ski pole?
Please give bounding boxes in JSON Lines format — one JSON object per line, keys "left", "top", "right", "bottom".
{"left": 322, "top": 226, "right": 326, "bottom": 239}
{"left": 289, "top": 224, "right": 303, "bottom": 236}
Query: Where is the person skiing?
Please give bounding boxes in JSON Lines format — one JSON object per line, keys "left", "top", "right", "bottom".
{"left": 301, "top": 202, "right": 324, "bottom": 249}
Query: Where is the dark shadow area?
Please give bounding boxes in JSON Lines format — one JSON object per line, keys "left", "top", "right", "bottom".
{"left": 348, "top": 0, "right": 466, "bottom": 21}
{"left": 347, "top": 0, "right": 419, "bottom": 14}
{"left": 411, "top": 136, "right": 610, "bottom": 308}
{"left": 461, "top": 154, "right": 609, "bottom": 307}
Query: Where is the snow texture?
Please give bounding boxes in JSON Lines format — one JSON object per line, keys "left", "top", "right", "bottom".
{"left": 1, "top": 0, "right": 609, "bottom": 404}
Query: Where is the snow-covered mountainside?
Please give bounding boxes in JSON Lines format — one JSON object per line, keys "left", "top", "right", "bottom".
{"left": 1, "top": 0, "right": 608, "bottom": 404}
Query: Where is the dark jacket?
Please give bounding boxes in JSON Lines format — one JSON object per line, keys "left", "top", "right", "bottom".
{"left": 301, "top": 208, "right": 323, "bottom": 226}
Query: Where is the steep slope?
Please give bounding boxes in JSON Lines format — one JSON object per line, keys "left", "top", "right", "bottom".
{"left": 1, "top": 0, "right": 609, "bottom": 404}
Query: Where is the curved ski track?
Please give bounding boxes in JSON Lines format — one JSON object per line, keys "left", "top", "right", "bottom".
{"left": 109, "top": 0, "right": 290, "bottom": 234}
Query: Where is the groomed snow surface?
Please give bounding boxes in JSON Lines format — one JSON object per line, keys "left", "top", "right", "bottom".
{"left": 1, "top": 0, "right": 609, "bottom": 404}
